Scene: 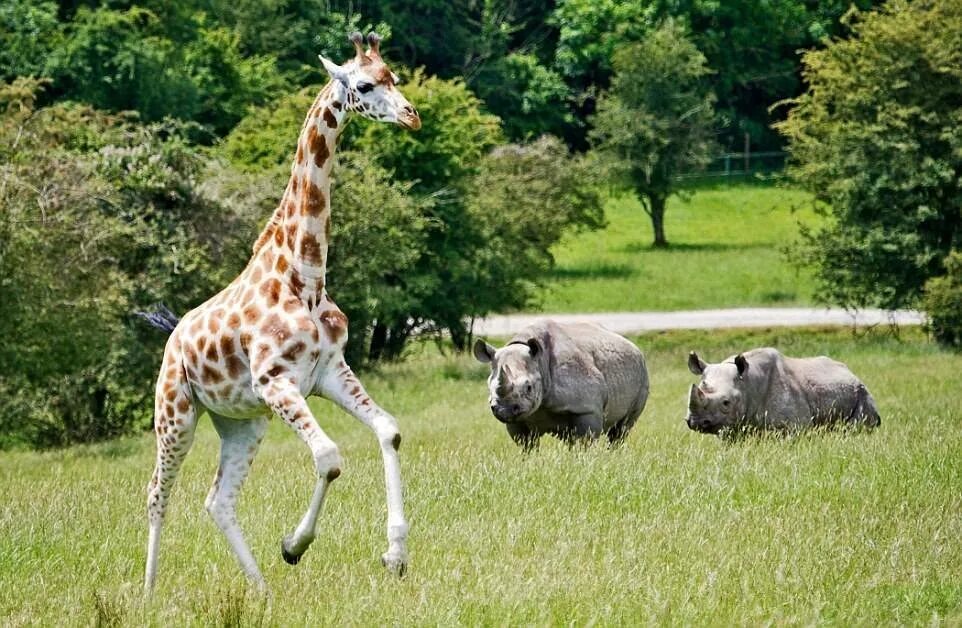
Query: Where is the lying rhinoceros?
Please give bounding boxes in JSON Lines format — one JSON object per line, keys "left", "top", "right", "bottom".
{"left": 685, "top": 347, "right": 881, "bottom": 435}
{"left": 473, "top": 320, "right": 649, "bottom": 449}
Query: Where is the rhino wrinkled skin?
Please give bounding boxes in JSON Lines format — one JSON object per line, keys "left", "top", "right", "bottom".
{"left": 686, "top": 347, "right": 881, "bottom": 435}
{"left": 473, "top": 320, "right": 649, "bottom": 449}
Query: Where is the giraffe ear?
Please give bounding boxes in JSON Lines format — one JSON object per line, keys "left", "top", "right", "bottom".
{"left": 318, "top": 55, "right": 349, "bottom": 86}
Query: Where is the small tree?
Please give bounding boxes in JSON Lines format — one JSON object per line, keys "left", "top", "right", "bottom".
{"left": 589, "top": 19, "right": 717, "bottom": 247}
{"left": 923, "top": 251, "right": 962, "bottom": 349}
{"left": 776, "top": 0, "right": 962, "bottom": 311}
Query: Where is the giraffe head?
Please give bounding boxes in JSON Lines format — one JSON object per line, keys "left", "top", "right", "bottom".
{"left": 319, "top": 32, "right": 420, "bottom": 130}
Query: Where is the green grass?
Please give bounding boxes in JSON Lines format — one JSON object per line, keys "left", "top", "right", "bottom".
{"left": 538, "top": 183, "right": 822, "bottom": 312}
{"left": 2, "top": 327, "right": 961, "bottom": 625}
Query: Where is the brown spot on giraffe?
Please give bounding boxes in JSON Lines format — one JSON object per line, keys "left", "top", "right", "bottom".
{"left": 276, "top": 255, "right": 289, "bottom": 274}
{"left": 261, "top": 314, "right": 291, "bottom": 343}
{"left": 322, "top": 108, "right": 337, "bottom": 129}
{"left": 296, "top": 143, "right": 304, "bottom": 164}
{"left": 177, "top": 398, "right": 190, "bottom": 413}
{"left": 308, "top": 125, "right": 330, "bottom": 168}
{"left": 251, "top": 267, "right": 263, "bottom": 284}
{"left": 299, "top": 233, "right": 323, "bottom": 264}
{"left": 205, "top": 343, "right": 219, "bottom": 363}
{"left": 266, "top": 365, "right": 287, "bottom": 378}
{"left": 197, "top": 337, "right": 208, "bottom": 353}
{"left": 273, "top": 227, "right": 285, "bottom": 247}
{"left": 302, "top": 182, "right": 326, "bottom": 217}
{"left": 225, "top": 354, "right": 245, "bottom": 379}
{"left": 320, "top": 309, "right": 348, "bottom": 344}
{"left": 331, "top": 100, "right": 342, "bottom": 111}
{"left": 227, "top": 312, "right": 241, "bottom": 328}
{"left": 289, "top": 271, "right": 305, "bottom": 299}
{"left": 281, "top": 341, "right": 306, "bottom": 363}
{"left": 260, "top": 278, "right": 282, "bottom": 307}
{"left": 240, "top": 332, "right": 252, "bottom": 353}
{"left": 219, "top": 334, "right": 234, "bottom": 357}
{"left": 202, "top": 364, "right": 224, "bottom": 385}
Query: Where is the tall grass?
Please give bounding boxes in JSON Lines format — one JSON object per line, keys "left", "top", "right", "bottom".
{"left": 539, "top": 183, "right": 822, "bottom": 312}
{"left": 1, "top": 327, "right": 959, "bottom": 625}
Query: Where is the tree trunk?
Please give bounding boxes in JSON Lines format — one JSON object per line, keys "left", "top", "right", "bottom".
{"left": 650, "top": 194, "right": 668, "bottom": 247}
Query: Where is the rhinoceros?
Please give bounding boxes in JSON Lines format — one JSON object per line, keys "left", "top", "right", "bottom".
{"left": 473, "top": 320, "right": 649, "bottom": 449}
{"left": 685, "top": 347, "right": 881, "bottom": 434}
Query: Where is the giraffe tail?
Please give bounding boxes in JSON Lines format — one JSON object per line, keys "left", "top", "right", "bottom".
{"left": 136, "top": 303, "right": 181, "bottom": 334}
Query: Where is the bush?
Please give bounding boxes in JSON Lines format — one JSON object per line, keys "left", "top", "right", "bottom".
{"left": 923, "top": 251, "right": 962, "bottom": 349}
{"left": 0, "top": 79, "right": 255, "bottom": 448}
{"left": 777, "top": 0, "right": 962, "bottom": 311}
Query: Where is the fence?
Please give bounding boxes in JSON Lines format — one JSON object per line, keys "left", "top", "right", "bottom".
{"left": 677, "top": 151, "right": 787, "bottom": 183}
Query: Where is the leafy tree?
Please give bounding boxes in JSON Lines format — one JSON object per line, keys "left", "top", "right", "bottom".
{"left": 551, "top": 0, "right": 878, "bottom": 150}
{"left": 0, "top": 1, "right": 62, "bottom": 81}
{"left": 43, "top": 6, "right": 281, "bottom": 134}
{"left": 589, "top": 19, "right": 717, "bottom": 247}
{"left": 777, "top": 0, "right": 962, "bottom": 311}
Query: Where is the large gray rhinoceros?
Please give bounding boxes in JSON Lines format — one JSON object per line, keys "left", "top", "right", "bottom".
{"left": 685, "top": 347, "right": 881, "bottom": 435}
{"left": 473, "top": 320, "right": 649, "bottom": 449}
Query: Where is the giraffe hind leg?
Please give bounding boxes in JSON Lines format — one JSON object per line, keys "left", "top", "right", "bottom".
{"left": 206, "top": 413, "right": 269, "bottom": 588}
{"left": 145, "top": 351, "right": 198, "bottom": 593}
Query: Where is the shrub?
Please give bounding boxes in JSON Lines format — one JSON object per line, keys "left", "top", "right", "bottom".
{"left": 923, "top": 251, "right": 962, "bottom": 349}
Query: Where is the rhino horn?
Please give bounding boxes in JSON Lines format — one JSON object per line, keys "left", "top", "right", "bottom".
{"left": 688, "top": 384, "right": 705, "bottom": 409}
{"left": 496, "top": 367, "right": 510, "bottom": 396}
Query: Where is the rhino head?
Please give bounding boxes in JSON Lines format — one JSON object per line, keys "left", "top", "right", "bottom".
{"left": 685, "top": 351, "right": 750, "bottom": 434}
{"left": 473, "top": 338, "right": 546, "bottom": 423}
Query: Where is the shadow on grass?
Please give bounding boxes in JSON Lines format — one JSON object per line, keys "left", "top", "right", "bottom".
{"left": 549, "top": 263, "right": 635, "bottom": 279}
{"left": 617, "top": 241, "right": 758, "bottom": 254}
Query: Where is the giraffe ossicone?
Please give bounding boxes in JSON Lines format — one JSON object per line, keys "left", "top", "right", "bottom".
{"left": 143, "top": 30, "right": 420, "bottom": 593}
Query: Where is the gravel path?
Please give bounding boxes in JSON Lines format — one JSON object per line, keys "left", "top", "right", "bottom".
{"left": 471, "top": 307, "right": 925, "bottom": 337}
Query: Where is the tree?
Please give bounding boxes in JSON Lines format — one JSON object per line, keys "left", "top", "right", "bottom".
{"left": 776, "top": 0, "right": 962, "bottom": 311}
{"left": 589, "top": 19, "right": 717, "bottom": 247}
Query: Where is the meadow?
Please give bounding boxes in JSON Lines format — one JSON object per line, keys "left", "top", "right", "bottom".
{"left": 1, "top": 326, "right": 960, "bottom": 625}
{"left": 539, "top": 183, "right": 823, "bottom": 312}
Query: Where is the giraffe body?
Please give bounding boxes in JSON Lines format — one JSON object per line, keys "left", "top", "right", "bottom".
{"left": 144, "top": 32, "right": 420, "bottom": 592}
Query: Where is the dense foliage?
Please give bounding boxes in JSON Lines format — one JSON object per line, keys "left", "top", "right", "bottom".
{"left": 778, "top": 0, "right": 962, "bottom": 311}
{"left": 923, "top": 251, "right": 962, "bottom": 350}
{"left": 0, "top": 79, "right": 257, "bottom": 448}
{"left": 589, "top": 19, "right": 717, "bottom": 247}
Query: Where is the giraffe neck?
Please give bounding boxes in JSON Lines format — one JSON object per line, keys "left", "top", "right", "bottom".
{"left": 252, "top": 80, "right": 348, "bottom": 304}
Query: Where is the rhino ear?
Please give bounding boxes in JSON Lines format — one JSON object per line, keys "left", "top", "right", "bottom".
{"left": 526, "top": 338, "right": 542, "bottom": 358}
{"left": 735, "top": 354, "right": 749, "bottom": 378}
{"left": 688, "top": 351, "right": 706, "bottom": 375}
{"left": 473, "top": 339, "right": 496, "bottom": 364}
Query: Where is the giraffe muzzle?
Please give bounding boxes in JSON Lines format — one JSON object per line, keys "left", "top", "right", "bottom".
{"left": 398, "top": 106, "right": 421, "bottom": 130}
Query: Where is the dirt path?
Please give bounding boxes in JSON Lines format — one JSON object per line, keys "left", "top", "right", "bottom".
{"left": 471, "top": 307, "right": 925, "bottom": 337}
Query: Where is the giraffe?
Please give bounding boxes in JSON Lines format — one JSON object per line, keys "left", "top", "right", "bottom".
{"left": 143, "top": 31, "right": 421, "bottom": 592}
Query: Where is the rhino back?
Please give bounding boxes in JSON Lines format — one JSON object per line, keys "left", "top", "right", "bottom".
{"left": 739, "top": 349, "right": 864, "bottom": 426}
{"left": 545, "top": 322, "right": 648, "bottom": 424}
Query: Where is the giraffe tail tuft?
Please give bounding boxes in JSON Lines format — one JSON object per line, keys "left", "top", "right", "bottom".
{"left": 136, "top": 303, "right": 181, "bottom": 334}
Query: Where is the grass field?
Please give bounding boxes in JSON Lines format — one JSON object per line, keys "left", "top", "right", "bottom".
{"left": 2, "top": 327, "right": 960, "bottom": 625}
{"left": 538, "top": 183, "right": 823, "bottom": 312}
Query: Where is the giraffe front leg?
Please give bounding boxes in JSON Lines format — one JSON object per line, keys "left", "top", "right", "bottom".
{"left": 257, "top": 378, "right": 341, "bottom": 565}
{"left": 319, "top": 362, "right": 408, "bottom": 576}
{"left": 205, "top": 414, "right": 269, "bottom": 589}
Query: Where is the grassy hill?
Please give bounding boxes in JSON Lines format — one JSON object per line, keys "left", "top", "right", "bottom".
{"left": 538, "top": 183, "right": 822, "bottom": 312}
{"left": 1, "top": 327, "right": 960, "bottom": 625}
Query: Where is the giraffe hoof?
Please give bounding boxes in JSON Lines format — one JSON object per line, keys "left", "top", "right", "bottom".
{"left": 381, "top": 551, "right": 408, "bottom": 577}
{"left": 281, "top": 538, "right": 302, "bottom": 566}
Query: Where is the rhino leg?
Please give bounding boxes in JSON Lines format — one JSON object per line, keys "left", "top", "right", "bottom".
{"left": 557, "top": 413, "right": 605, "bottom": 447}
{"left": 506, "top": 423, "right": 541, "bottom": 452}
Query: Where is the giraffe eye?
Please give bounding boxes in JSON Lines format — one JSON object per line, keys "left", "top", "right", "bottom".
{"left": 356, "top": 81, "right": 374, "bottom": 94}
